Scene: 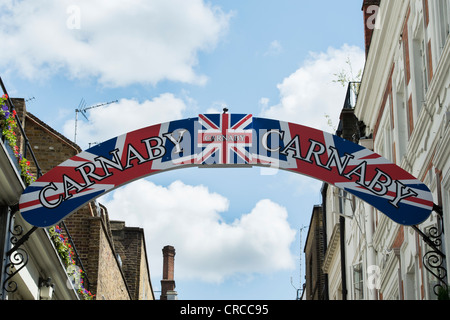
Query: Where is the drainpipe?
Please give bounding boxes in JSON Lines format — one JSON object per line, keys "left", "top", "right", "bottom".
{"left": 340, "top": 215, "right": 347, "bottom": 300}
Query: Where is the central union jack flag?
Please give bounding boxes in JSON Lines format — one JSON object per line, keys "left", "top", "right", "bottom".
{"left": 195, "top": 113, "right": 253, "bottom": 165}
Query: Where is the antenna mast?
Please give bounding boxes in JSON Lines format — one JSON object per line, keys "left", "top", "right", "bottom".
{"left": 74, "top": 98, "right": 118, "bottom": 143}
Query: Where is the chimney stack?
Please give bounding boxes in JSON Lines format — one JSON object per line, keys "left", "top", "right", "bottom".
{"left": 160, "top": 245, "right": 177, "bottom": 300}
{"left": 362, "top": 0, "right": 381, "bottom": 57}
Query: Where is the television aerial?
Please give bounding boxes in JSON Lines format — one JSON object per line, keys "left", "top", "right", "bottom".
{"left": 74, "top": 98, "right": 118, "bottom": 143}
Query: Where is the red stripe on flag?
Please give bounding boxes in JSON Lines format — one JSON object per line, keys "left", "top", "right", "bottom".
{"left": 231, "top": 114, "right": 252, "bottom": 130}
{"left": 359, "top": 153, "right": 381, "bottom": 160}
{"left": 222, "top": 113, "right": 229, "bottom": 164}
{"left": 199, "top": 114, "right": 219, "bottom": 129}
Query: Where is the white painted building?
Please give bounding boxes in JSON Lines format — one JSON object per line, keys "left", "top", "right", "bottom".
{"left": 322, "top": 0, "right": 449, "bottom": 300}
{"left": 0, "top": 95, "right": 80, "bottom": 300}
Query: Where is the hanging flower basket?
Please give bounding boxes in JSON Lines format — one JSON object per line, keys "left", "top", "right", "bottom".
{"left": 0, "top": 94, "right": 36, "bottom": 185}
{"left": 48, "top": 225, "right": 95, "bottom": 300}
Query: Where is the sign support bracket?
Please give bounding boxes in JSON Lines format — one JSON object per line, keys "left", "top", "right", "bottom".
{"left": 1, "top": 204, "right": 38, "bottom": 297}
{"left": 412, "top": 203, "right": 448, "bottom": 298}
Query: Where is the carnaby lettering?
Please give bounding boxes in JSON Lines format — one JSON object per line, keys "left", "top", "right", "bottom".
{"left": 277, "top": 133, "right": 418, "bottom": 207}
{"left": 39, "top": 136, "right": 166, "bottom": 209}
{"left": 202, "top": 134, "right": 247, "bottom": 142}
{"left": 38, "top": 128, "right": 419, "bottom": 211}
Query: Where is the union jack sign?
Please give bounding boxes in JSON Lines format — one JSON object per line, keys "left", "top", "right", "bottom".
{"left": 170, "top": 113, "right": 253, "bottom": 165}
{"left": 19, "top": 114, "right": 435, "bottom": 227}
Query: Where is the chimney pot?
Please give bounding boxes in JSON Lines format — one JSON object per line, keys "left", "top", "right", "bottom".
{"left": 160, "top": 245, "right": 177, "bottom": 300}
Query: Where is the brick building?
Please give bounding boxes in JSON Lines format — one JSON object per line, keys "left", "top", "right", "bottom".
{"left": 0, "top": 95, "right": 155, "bottom": 300}
{"left": 110, "top": 221, "right": 154, "bottom": 300}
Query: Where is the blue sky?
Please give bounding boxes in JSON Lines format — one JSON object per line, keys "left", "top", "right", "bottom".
{"left": 0, "top": 1, "right": 366, "bottom": 300}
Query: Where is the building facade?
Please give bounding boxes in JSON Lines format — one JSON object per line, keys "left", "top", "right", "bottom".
{"left": 303, "top": 205, "right": 327, "bottom": 300}
{"left": 110, "top": 220, "right": 154, "bottom": 300}
{"left": 307, "top": 0, "right": 449, "bottom": 300}
{"left": 0, "top": 89, "right": 155, "bottom": 300}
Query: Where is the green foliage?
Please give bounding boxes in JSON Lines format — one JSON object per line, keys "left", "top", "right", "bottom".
{"left": 48, "top": 226, "right": 95, "bottom": 300}
{"left": 332, "top": 57, "right": 362, "bottom": 87}
{"left": 0, "top": 94, "right": 36, "bottom": 185}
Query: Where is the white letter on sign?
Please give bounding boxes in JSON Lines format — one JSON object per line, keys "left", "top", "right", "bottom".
{"left": 163, "top": 130, "right": 188, "bottom": 154}
{"left": 39, "top": 182, "right": 63, "bottom": 209}
{"left": 262, "top": 129, "right": 284, "bottom": 152}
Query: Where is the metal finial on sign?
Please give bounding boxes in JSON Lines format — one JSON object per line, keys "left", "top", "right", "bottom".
{"left": 223, "top": 107, "right": 228, "bottom": 114}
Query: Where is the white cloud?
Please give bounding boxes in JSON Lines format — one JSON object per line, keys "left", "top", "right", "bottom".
{"left": 264, "top": 40, "right": 283, "bottom": 56}
{"left": 260, "top": 44, "right": 365, "bottom": 133}
{"left": 99, "top": 180, "right": 297, "bottom": 283}
{"left": 258, "top": 97, "right": 270, "bottom": 108}
{"left": 0, "top": 0, "right": 230, "bottom": 87}
{"left": 64, "top": 93, "right": 187, "bottom": 149}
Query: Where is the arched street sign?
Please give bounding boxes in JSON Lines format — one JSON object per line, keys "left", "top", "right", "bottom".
{"left": 19, "top": 114, "right": 434, "bottom": 227}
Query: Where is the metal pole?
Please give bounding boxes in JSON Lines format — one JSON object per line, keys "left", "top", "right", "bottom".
{"left": 340, "top": 215, "right": 347, "bottom": 300}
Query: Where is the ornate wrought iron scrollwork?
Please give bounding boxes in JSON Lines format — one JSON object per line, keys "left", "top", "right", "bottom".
{"left": 8, "top": 212, "right": 23, "bottom": 246}
{"left": 3, "top": 247, "right": 29, "bottom": 293}
{"left": 424, "top": 213, "right": 448, "bottom": 297}
{"left": 423, "top": 249, "right": 447, "bottom": 296}
{"left": 2, "top": 210, "right": 36, "bottom": 296}
{"left": 413, "top": 205, "right": 448, "bottom": 299}
{"left": 427, "top": 225, "right": 443, "bottom": 247}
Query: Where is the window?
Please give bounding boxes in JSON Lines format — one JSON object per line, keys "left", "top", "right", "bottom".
{"left": 395, "top": 81, "right": 408, "bottom": 161}
{"left": 338, "top": 189, "right": 346, "bottom": 214}
{"left": 420, "top": 39, "right": 429, "bottom": 95}
{"left": 412, "top": 23, "right": 428, "bottom": 117}
{"left": 436, "top": 0, "right": 450, "bottom": 50}
{"left": 352, "top": 262, "right": 364, "bottom": 300}
{"left": 383, "top": 119, "right": 393, "bottom": 161}
{"left": 376, "top": 110, "right": 393, "bottom": 161}
{"left": 412, "top": 39, "right": 427, "bottom": 116}
{"left": 405, "top": 268, "right": 418, "bottom": 299}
